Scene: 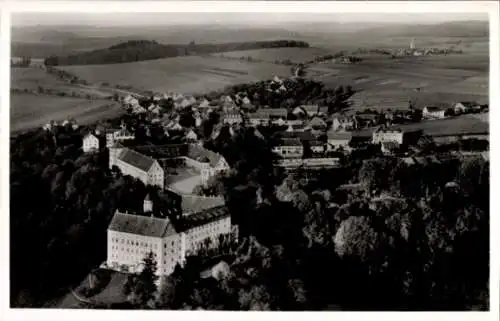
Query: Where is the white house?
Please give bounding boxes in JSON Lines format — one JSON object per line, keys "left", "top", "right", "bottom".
{"left": 372, "top": 127, "right": 404, "bottom": 145}
{"left": 199, "top": 99, "right": 211, "bottom": 109}
{"left": 423, "top": 106, "right": 446, "bottom": 119}
{"left": 223, "top": 110, "right": 243, "bottom": 125}
{"left": 454, "top": 101, "right": 476, "bottom": 114}
{"left": 83, "top": 133, "right": 101, "bottom": 153}
{"left": 185, "top": 129, "right": 198, "bottom": 141}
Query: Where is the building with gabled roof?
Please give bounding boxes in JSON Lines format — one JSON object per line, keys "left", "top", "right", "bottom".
{"left": 82, "top": 132, "right": 104, "bottom": 153}
{"left": 423, "top": 106, "right": 446, "bottom": 119}
{"left": 327, "top": 130, "right": 352, "bottom": 151}
{"left": 307, "top": 116, "right": 327, "bottom": 130}
{"left": 115, "top": 148, "right": 165, "bottom": 189}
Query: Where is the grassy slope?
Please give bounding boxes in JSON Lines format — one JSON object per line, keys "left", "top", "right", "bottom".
{"left": 11, "top": 66, "right": 115, "bottom": 98}
{"left": 58, "top": 55, "right": 293, "bottom": 94}
{"left": 10, "top": 94, "right": 123, "bottom": 133}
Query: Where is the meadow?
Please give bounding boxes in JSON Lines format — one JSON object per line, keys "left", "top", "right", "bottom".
{"left": 213, "top": 47, "right": 332, "bottom": 64}
{"left": 312, "top": 52, "right": 488, "bottom": 111}
{"left": 11, "top": 94, "right": 123, "bottom": 133}
{"left": 58, "top": 55, "right": 293, "bottom": 94}
{"left": 11, "top": 66, "right": 116, "bottom": 99}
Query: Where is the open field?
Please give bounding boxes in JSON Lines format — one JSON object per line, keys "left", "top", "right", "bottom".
{"left": 399, "top": 115, "right": 489, "bottom": 136}
{"left": 58, "top": 55, "right": 293, "bottom": 95}
{"left": 11, "top": 94, "right": 124, "bottom": 133}
{"left": 213, "top": 47, "right": 332, "bottom": 63}
{"left": 11, "top": 66, "right": 116, "bottom": 99}
{"left": 310, "top": 52, "right": 488, "bottom": 111}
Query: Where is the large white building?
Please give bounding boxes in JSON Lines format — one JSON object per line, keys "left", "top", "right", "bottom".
{"left": 111, "top": 148, "right": 165, "bottom": 189}
{"left": 372, "top": 127, "right": 405, "bottom": 145}
{"left": 105, "top": 202, "right": 234, "bottom": 277}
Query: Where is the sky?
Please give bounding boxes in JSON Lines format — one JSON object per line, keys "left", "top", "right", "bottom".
{"left": 12, "top": 12, "right": 489, "bottom": 27}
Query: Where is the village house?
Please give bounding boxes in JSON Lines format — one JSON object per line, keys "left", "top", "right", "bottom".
{"left": 453, "top": 101, "right": 478, "bottom": 114}
{"left": 198, "top": 98, "right": 211, "bottom": 109}
{"left": 105, "top": 126, "right": 135, "bottom": 148}
{"left": 331, "top": 114, "right": 358, "bottom": 131}
{"left": 185, "top": 129, "right": 198, "bottom": 142}
{"left": 105, "top": 198, "right": 234, "bottom": 278}
{"left": 123, "top": 94, "right": 140, "bottom": 107}
{"left": 112, "top": 148, "right": 165, "bottom": 189}
{"left": 327, "top": 130, "right": 353, "bottom": 151}
{"left": 272, "top": 137, "right": 304, "bottom": 158}
{"left": 248, "top": 108, "right": 288, "bottom": 126}
{"left": 82, "top": 132, "right": 104, "bottom": 153}
{"left": 306, "top": 116, "right": 327, "bottom": 131}
{"left": 223, "top": 109, "right": 243, "bottom": 125}
{"left": 423, "top": 106, "right": 446, "bottom": 119}
{"left": 372, "top": 127, "right": 405, "bottom": 145}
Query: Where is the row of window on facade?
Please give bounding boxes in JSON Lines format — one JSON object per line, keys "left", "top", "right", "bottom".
{"left": 111, "top": 237, "right": 158, "bottom": 248}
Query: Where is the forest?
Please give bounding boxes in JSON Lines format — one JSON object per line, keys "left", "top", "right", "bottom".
{"left": 43, "top": 40, "right": 310, "bottom": 66}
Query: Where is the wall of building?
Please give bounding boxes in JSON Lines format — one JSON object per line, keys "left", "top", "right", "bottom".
{"left": 107, "top": 230, "right": 163, "bottom": 274}
{"left": 83, "top": 136, "right": 99, "bottom": 153}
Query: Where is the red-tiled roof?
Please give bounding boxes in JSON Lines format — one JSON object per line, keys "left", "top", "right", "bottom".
{"left": 118, "top": 148, "right": 156, "bottom": 172}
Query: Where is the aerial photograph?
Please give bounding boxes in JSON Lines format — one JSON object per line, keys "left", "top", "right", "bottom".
{"left": 10, "top": 11, "right": 489, "bottom": 311}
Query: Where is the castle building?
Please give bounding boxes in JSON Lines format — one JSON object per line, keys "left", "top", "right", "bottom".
{"left": 105, "top": 195, "right": 235, "bottom": 277}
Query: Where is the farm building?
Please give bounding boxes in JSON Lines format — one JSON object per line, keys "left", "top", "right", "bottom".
{"left": 453, "top": 101, "right": 480, "bottom": 114}
{"left": 423, "top": 106, "right": 446, "bottom": 119}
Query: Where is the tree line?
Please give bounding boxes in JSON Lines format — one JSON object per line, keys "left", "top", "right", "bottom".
{"left": 44, "top": 40, "right": 310, "bottom": 66}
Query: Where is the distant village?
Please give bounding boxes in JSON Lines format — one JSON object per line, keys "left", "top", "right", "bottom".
{"left": 40, "top": 74, "right": 488, "bottom": 282}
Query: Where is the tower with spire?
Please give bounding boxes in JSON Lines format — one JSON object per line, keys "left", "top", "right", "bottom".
{"left": 410, "top": 38, "right": 415, "bottom": 50}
